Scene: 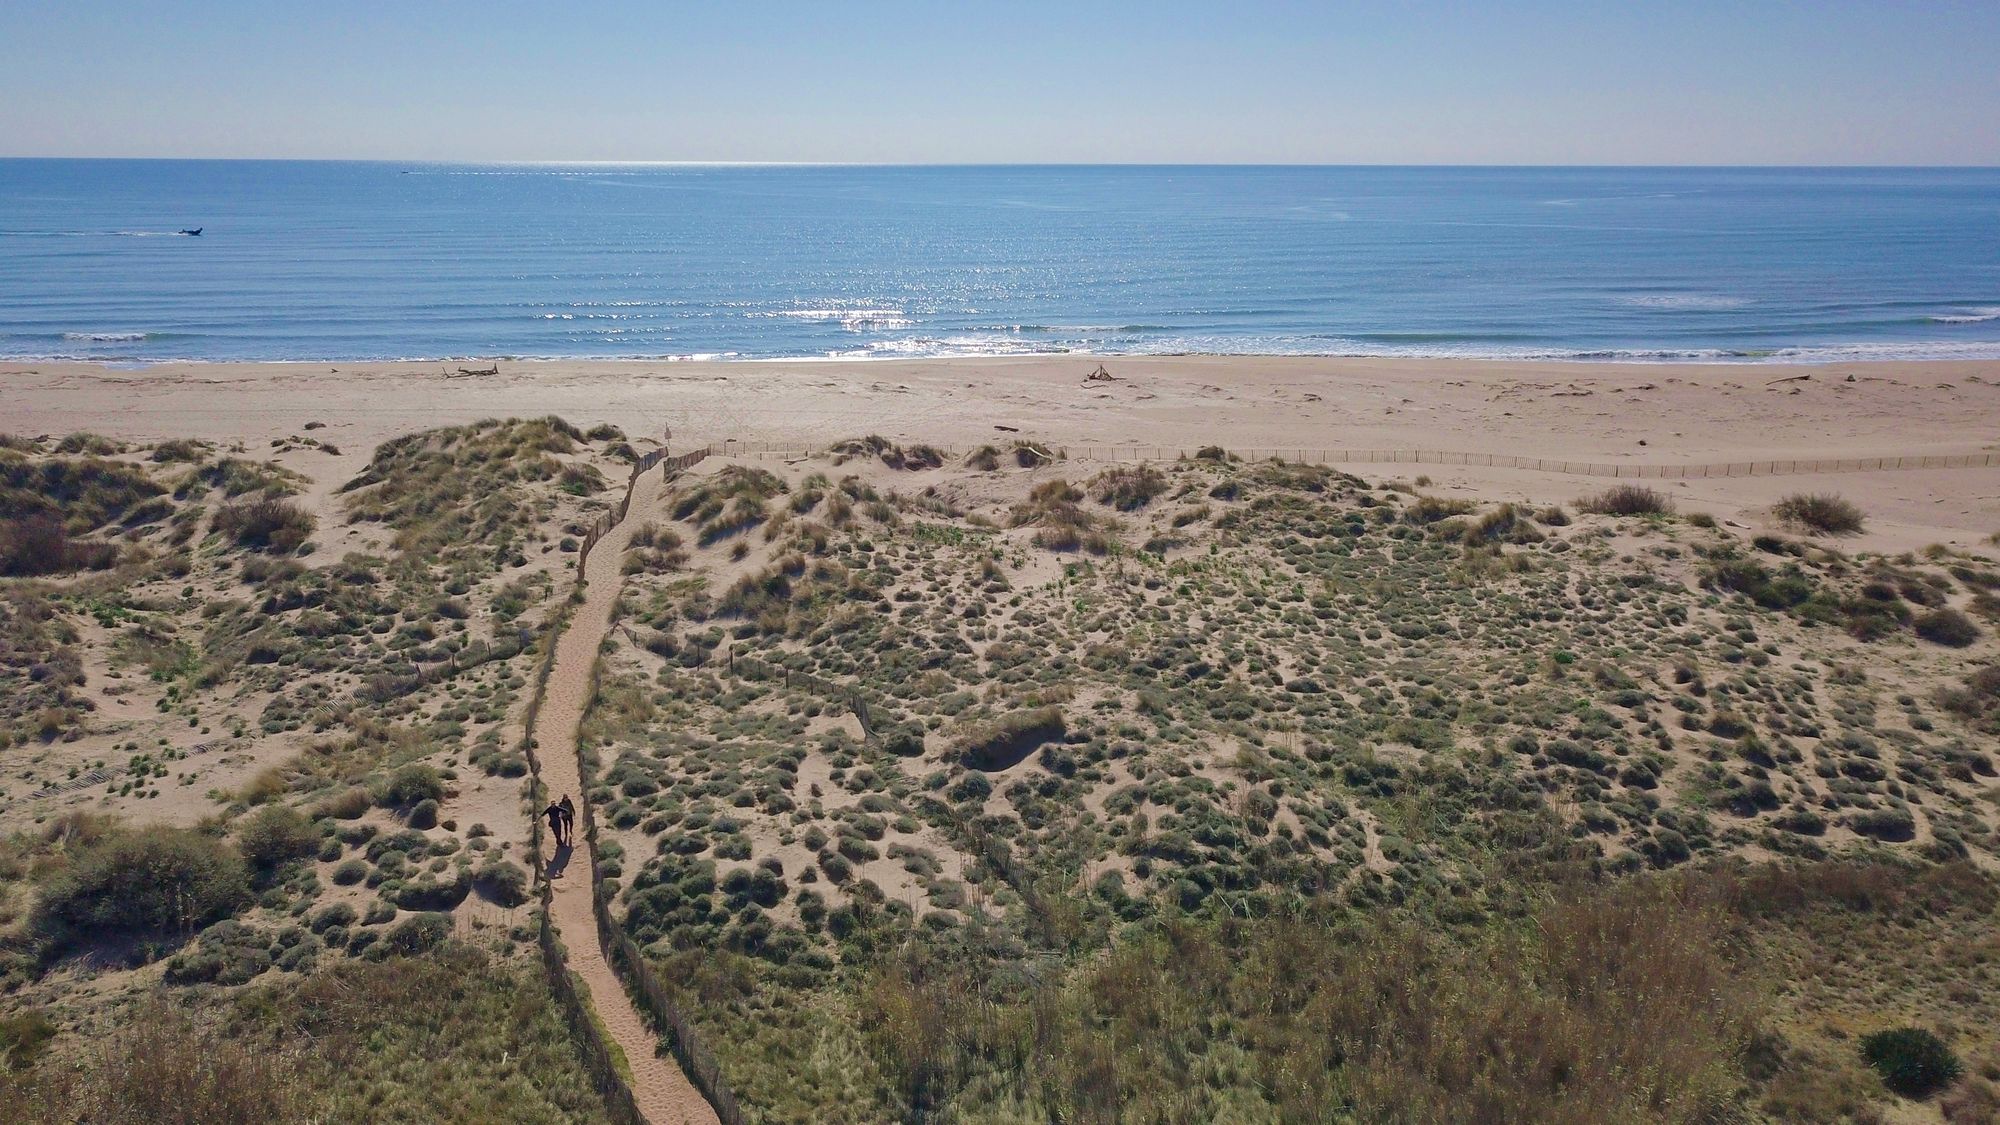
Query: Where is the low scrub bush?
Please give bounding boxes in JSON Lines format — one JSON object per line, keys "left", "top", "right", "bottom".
{"left": 237, "top": 805, "right": 318, "bottom": 871}
{"left": 0, "top": 515, "right": 116, "bottom": 576}
{"left": 1577, "top": 485, "right": 1673, "bottom": 517}
{"left": 1860, "top": 1027, "right": 1960, "bottom": 1097}
{"left": 1775, "top": 493, "right": 1865, "bottom": 535}
{"left": 556, "top": 463, "right": 605, "bottom": 495}
{"left": 473, "top": 860, "right": 528, "bottom": 906}
{"left": 1403, "top": 495, "right": 1476, "bottom": 525}
{"left": 376, "top": 763, "right": 443, "bottom": 808}
{"left": 214, "top": 499, "right": 315, "bottom": 553}
{"left": 1090, "top": 465, "right": 1167, "bottom": 511}
{"left": 34, "top": 826, "right": 250, "bottom": 945}
{"left": 1937, "top": 667, "right": 2000, "bottom": 734}
{"left": 956, "top": 706, "right": 1067, "bottom": 771}
{"left": 1914, "top": 608, "right": 1979, "bottom": 648}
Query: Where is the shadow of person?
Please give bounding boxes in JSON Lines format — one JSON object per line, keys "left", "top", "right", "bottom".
{"left": 546, "top": 842, "right": 573, "bottom": 879}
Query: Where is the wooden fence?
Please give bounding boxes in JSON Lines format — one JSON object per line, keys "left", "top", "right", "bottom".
{"left": 571, "top": 673, "right": 746, "bottom": 1125}
{"left": 718, "top": 441, "right": 2000, "bottom": 479}
{"left": 536, "top": 879, "right": 648, "bottom": 1125}
{"left": 357, "top": 627, "right": 537, "bottom": 703}
{"left": 728, "top": 651, "right": 878, "bottom": 742}
{"left": 509, "top": 600, "right": 650, "bottom": 1124}
{"left": 30, "top": 736, "right": 232, "bottom": 799}
{"left": 522, "top": 440, "right": 743, "bottom": 1125}
{"left": 576, "top": 445, "right": 716, "bottom": 571}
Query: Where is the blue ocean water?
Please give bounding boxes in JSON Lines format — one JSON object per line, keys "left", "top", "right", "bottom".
{"left": 1, "top": 161, "right": 1997, "bottom": 364}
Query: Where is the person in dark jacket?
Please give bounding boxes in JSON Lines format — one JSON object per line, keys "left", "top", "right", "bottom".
{"left": 558, "top": 795, "right": 577, "bottom": 843}
{"left": 543, "top": 799, "right": 567, "bottom": 847}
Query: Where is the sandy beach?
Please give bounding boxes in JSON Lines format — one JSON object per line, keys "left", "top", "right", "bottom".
{"left": 8, "top": 355, "right": 1998, "bottom": 554}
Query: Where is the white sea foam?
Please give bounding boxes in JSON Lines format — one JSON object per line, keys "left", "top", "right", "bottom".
{"left": 818, "top": 334, "right": 2000, "bottom": 365}
{"left": 1931, "top": 306, "right": 2000, "bottom": 324}
{"left": 62, "top": 331, "right": 148, "bottom": 342}
{"left": 1615, "top": 294, "right": 1750, "bottom": 311}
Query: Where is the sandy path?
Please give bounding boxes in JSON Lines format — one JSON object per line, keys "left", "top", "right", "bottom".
{"left": 531, "top": 465, "right": 720, "bottom": 1125}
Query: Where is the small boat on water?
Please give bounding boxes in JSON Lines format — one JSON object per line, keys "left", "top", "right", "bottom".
{"left": 179, "top": 227, "right": 202, "bottom": 236}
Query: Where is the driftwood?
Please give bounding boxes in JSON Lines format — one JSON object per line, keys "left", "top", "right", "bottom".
{"left": 448, "top": 365, "right": 499, "bottom": 378}
{"left": 1084, "top": 363, "right": 1117, "bottom": 382}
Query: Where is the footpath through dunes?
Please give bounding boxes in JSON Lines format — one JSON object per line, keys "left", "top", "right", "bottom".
{"left": 531, "top": 462, "right": 720, "bottom": 1125}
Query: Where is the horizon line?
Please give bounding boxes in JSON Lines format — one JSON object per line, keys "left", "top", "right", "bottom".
{"left": 4, "top": 156, "right": 2000, "bottom": 170}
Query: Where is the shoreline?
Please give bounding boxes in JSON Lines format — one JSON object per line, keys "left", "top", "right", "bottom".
{"left": 20, "top": 344, "right": 2000, "bottom": 368}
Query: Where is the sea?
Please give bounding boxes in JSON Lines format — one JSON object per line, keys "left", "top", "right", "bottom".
{"left": 2, "top": 161, "right": 1997, "bottom": 364}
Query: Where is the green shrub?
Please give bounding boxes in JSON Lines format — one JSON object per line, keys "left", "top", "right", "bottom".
{"left": 313, "top": 787, "right": 373, "bottom": 820}
{"left": 955, "top": 706, "right": 1067, "bottom": 771}
{"left": 1577, "top": 485, "right": 1672, "bottom": 517}
{"left": 1860, "top": 1027, "right": 1960, "bottom": 1097}
{"left": 1090, "top": 465, "right": 1167, "bottom": 511}
{"left": 406, "top": 798, "right": 440, "bottom": 830}
{"left": 237, "top": 806, "right": 319, "bottom": 870}
{"left": 214, "top": 498, "right": 315, "bottom": 553}
{"left": 383, "top": 913, "right": 452, "bottom": 955}
{"left": 377, "top": 764, "right": 444, "bottom": 808}
{"left": 164, "top": 920, "right": 273, "bottom": 985}
{"left": 557, "top": 464, "right": 605, "bottom": 496}
{"left": 1850, "top": 807, "right": 1916, "bottom": 842}
{"left": 35, "top": 827, "right": 250, "bottom": 944}
{"left": 310, "top": 902, "right": 359, "bottom": 932}
{"left": 473, "top": 860, "right": 528, "bottom": 907}
{"left": 1914, "top": 608, "right": 1979, "bottom": 648}
{"left": 880, "top": 725, "right": 926, "bottom": 757}
{"left": 0, "top": 515, "right": 117, "bottom": 577}
{"left": 0, "top": 1009, "right": 56, "bottom": 1069}
{"left": 1775, "top": 493, "right": 1865, "bottom": 535}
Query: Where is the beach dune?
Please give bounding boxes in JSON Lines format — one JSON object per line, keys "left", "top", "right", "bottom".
{"left": 6, "top": 354, "right": 1997, "bottom": 554}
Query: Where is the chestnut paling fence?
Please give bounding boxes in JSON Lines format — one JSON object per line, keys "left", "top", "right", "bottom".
{"left": 720, "top": 441, "right": 2000, "bottom": 478}
{"left": 31, "top": 736, "right": 232, "bottom": 798}
{"left": 727, "top": 650, "right": 879, "bottom": 741}
{"left": 574, "top": 445, "right": 715, "bottom": 567}
{"left": 574, "top": 660, "right": 744, "bottom": 1124}
{"left": 516, "top": 440, "right": 743, "bottom": 1125}
{"left": 515, "top": 602, "right": 646, "bottom": 1124}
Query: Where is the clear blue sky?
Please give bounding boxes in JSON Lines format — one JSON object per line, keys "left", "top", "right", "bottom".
{"left": 3, "top": 1, "right": 1996, "bottom": 163}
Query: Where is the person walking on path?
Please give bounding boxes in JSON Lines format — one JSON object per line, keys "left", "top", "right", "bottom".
{"left": 543, "top": 798, "right": 568, "bottom": 848}
{"left": 558, "top": 795, "right": 577, "bottom": 844}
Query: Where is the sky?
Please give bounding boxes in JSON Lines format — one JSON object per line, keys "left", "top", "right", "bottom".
{"left": 2, "top": 1, "right": 1997, "bottom": 164}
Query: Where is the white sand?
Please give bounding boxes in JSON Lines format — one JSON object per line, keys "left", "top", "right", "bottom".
{"left": 6, "top": 355, "right": 1998, "bottom": 554}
